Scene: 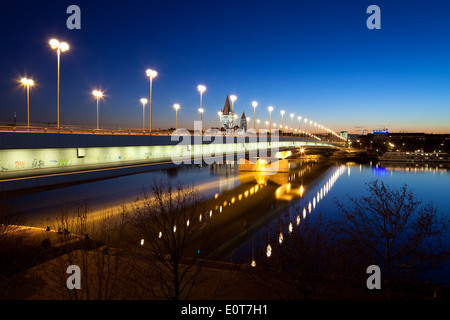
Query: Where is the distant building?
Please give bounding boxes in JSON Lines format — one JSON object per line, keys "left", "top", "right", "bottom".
{"left": 240, "top": 112, "right": 247, "bottom": 132}
{"left": 340, "top": 131, "right": 348, "bottom": 140}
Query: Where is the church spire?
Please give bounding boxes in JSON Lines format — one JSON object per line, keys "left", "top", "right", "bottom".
{"left": 223, "top": 95, "right": 231, "bottom": 115}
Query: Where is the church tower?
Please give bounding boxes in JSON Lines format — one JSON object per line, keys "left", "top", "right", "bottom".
{"left": 220, "top": 95, "right": 233, "bottom": 130}
{"left": 240, "top": 112, "right": 247, "bottom": 132}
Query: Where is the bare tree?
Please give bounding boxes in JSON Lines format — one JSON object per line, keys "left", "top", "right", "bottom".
{"left": 126, "top": 180, "right": 207, "bottom": 300}
{"left": 41, "top": 197, "right": 137, "bottom": 300}
{"left": 257, "top": 210, "right": 366, "bottom": 300}
{"left": 334, "top": 180, "right": 450, "bottom": 299}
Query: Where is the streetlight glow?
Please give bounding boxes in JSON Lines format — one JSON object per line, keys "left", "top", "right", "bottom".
{"left": 140, "top": 98, "right": 148, "bottom": 132}
{"left": 146, "top": 69, "right": 157, "bottom": 132}
{"left": 252, "top": 101, "right": 258, "bottom": 130}
{"left": 173, "top": 103, "right": 180, "bottom": 130}
{"left": 49, "top": 38, "right": 69, "bottom": 129}
{"left": 268, "top": 106, "right": 273, "bottom": 133}
{"left": 92, "top": 90, "right": 103, "bottom": 130}
{"left": 21, "top": 78, "right": 34, "bottom": 127}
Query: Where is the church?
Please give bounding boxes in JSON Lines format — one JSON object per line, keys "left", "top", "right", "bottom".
{"left": 219, "top": 95, "right": 247, "bottom": 132}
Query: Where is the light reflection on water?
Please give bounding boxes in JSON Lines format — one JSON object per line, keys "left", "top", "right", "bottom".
{"left": 229, "top": 162, "right": 450, "bottom": 285}
{"left": 7, "top": 160, "right": 450, "bottom": 284}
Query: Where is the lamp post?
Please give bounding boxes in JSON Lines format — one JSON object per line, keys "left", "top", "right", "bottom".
{"left": 146, "top": 69, "right": 157, "bottom": 133}
{"left": 173, "top": 104, "right": 180, "bottom": 130}
{"left": 140, "top": 98, "right": 148, "bottom": 132}
{"left": 49, "top": 39, "right": 69, "bottom": 129}
{"left": 21, "top": 78, "right": 34, "bottom": 127}
{"left": 304, "top": 118, "right": 307, "bottom": 137}
{"left": 230, "top": 95, "right": 237, "bottom": 129}
{"left": 218, "top": 111, "right": 223, "bottom": 129}
{"left": 92, "top": 90, "right": 103, "bottom": 130}
{"left": 309, "top": 120, "right": 313, "bottom": 133}
{"left": 280, "top": 110, "right": 285, "bottom": 135}
{"left": 265, "top": 121, "right": 269, "bottom": 131}
{"left": 256, "top": 119, "right": 260, "bottom": 132}
{"left": 314, "top": 122, "right": 317, "bottom": 134}
{"left": 199, "top": 107, "right": 204, "bottom": 121}
{"left": 297, "top": 116, "right": 302, "bottom": 132}
{"left": 290, "top": 113, "right": 294, "bottom": 134}
{"left": 252, "top": 101, "right": 258, "bottom": 130}
{"left": 268, "top": 106, "right": 273, "bottom": 133}
{"left": 233, "top": 114, "right": 238, "bottom": 131}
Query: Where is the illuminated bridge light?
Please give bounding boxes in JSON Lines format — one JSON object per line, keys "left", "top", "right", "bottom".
{"left": 238, "top": 194, "right": 242, "bottom": 201}
{"left": 199, "top": 214, "right": 202, "bottom": 222}
{"left": 279, "top": 232, "right": 284, "bottom": 244}
{"left": 187, "top": 220, "right": 190, "bottom": 227}
{"left": 303, "top": 208, "right": 306, "bottom": 219}
{"left": 289, "top": 222, "right": 293, "bottom": 233}
{"left": 219, "top": 206, "right": 222, "bottom": 213}
{"left": 251, "top": 260, "right": 256, "bottom": 267}
{"left": 140, "top": 239, "right": 144, "bottom": 246}
{"left": 296, "top": 215, "right": 300, "bottom": 226}
{"left": 158, "top": 231, "right": 162, "bottom": 239}
{"left": 210, "top": 210, "right": 213, "bottom": 217}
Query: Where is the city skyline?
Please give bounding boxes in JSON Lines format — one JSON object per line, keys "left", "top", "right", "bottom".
{"left": 1, "top": 0, "right": 450, "bottom": 133}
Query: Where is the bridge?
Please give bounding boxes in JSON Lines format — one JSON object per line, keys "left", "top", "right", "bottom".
{"left": 0, "top": 129, "right": 348, "bottom": 194}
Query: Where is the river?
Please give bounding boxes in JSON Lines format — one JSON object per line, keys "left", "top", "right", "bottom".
{"left": 6, "top": 159, "right": 450, "bottom": 285}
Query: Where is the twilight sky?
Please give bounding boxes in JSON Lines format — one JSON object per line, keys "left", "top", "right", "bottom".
{"left": 1, "top": 0, "right": 450, "bottom": 134}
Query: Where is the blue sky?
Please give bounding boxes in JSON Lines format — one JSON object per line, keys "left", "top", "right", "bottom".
{"left": 1, "top": 0, "right": 450, "bottom": 133}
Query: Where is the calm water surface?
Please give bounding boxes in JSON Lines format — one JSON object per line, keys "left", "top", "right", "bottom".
{"left": 9, "top": 161, "right": 450, "bottom": 284}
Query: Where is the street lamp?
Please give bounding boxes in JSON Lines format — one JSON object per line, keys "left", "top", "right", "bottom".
{"left": 265, "top": 121, "right": 269, "bottom": 130}
{"left": 268, "top": 106, "right": 274, "bottom": 133}
{"left": 256, "top": 119, "right": 260, "bottom": 132}
{"left": 280, "top": 110, "right": 285, "bottom": 135}
{"left": 304, "top": 118, "right": 307, "bottom": 136}
{"left": 140, "top": 98, "right": 148, "bottom": 132}
{"left": 49, "top": 39, "right": 69, "bottom": 129}
{"left": 146, "top": 69, "right": 157, "bottom": 132}
{"left": 297, "top": 116, "right": 302, "bottom": 132}
{"left": 309, "top": 120, "right": 313, "bottom": 133}
{"left": 92, "top": 90, "right": 103, "bottom": 130}
{"left": 252, "top": 101, "right": 258, "bottom": 130}
{"left": 230, "top": 95, "right": 237, "bottom": 129}
{"left": 218, "top": 111, "right": 223, "bottom": 129}
{"left": 314, "top": 122, "right": 317, "bottom": 134}
{"left": 290, "top": 113, "right": 294, "bottom": 134}
{"left": 173, "top": 103, "right": 180, "bottom": 130}
{"left": 21, "top": 78, "right": 34, "bottom": 127}
{"left": 198, "top": 107, "right": 204, "bottom": 121}
{"left": 233, "top": 114, "right": 238, "bottom": 130}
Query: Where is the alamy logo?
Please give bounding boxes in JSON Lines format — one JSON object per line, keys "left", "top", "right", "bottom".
{"left": 366, "top": 265, "right": 381, "bottom": 290}
{"left": 67, "top": 5, "right": 81, "bottom": 30}
{"left": 66, "top": 265, "right": 81, "bottom": 289}
{"left": 367, "top": 5, "right": 381, "bottom": 30}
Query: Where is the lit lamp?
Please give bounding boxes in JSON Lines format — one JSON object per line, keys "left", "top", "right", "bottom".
{"left": 21, "top": 78, "right": 34, "bottom": 127}
{"left": 140, "top": 98, "right": 148, "bottom": 132}
{"left": 252, "top": 101, "right": 258, "bottom": 130}
{"left": 198, "top": 107, "right": 204, "bottom": 121}
{"left": 92, "top": 90, "right": 103, "bottom": 130}
{"left": 173, "top": 103, "right": 180, "bottom": 130}
{"left": 146, "top": 69, "right": 157, "bottom": 132}
{"left": 49, "top": 39, "right": 69, "bottom": 129}
{"left": 218, "top": 111, "right": 223, "bottom": 129}
{"left": 268, "top": 106, "right": 274, "bottom": 133}
{"left": 256, "top": 119, "right": 260, "bottom": 131}
{"left": 297, "top": 116, "right": 302, "bottom": 132}
{"left": 290, "top": 113, "right": 294, "bottom": 134}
